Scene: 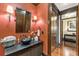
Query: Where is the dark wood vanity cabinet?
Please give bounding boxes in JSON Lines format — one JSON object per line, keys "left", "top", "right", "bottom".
{"left": 16, "top": 8, "right": 31, "bottom": 33}
{"left": 5, "top": 41, "right": 43, "bottom": 56}
{"left": 18, "top": 44, "right": 42, "bottom": 56}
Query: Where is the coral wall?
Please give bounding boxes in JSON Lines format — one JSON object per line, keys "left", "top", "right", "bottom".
{"left": 36, "top": 4, "right": 48, "bottom": 55}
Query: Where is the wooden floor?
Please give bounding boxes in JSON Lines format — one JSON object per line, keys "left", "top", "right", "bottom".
{"left": 51, "top": 42, "right": 77, "bottom": 56}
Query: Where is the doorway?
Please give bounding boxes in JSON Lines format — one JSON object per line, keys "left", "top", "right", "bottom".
{"left": 60, "top": 6, "right": 77, "bottom": 56}
{"left": 48, "top": 4, "right": 78, "bottom": 56}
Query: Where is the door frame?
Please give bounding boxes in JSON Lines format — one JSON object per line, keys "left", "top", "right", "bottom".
{"left": 48, "top": 3, "right": 60, "bottom": 56}
{"left": 76, "top": 5, "right": 79, "bottom": 55}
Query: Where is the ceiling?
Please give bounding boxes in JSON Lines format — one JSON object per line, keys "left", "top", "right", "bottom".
{"left": 55, "top": 3, "right": 78, "bottom": 11}
{"left": 32, "top": 3, "right": 78, "bottom": 11}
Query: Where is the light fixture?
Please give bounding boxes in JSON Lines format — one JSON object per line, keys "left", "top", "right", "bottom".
{"left": 32, "top": 16, "right": 37, "bottom": 22}
{"left": 34, "top": 16, "right": 37, "bottom": 20}
{"left": 7, "top": 5, "right": 14, "bottom": 14}
{"left": 6, "top": 5, "right": 14, "bottom": 22}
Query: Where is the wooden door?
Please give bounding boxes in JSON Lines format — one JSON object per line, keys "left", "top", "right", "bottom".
{"left": 76, "top": 4, "right": 79, "bottom": 55}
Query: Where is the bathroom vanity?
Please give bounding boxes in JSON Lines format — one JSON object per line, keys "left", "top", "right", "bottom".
{"left": 5, "top": 41, "right": 43, "bottom": 56}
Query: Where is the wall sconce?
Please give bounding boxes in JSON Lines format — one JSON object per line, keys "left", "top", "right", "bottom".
{"left": 32, "top": 16, "right": 38, "bottom": 23}
{"left": 6, "top": 5, "right": 14, "bottom": 22}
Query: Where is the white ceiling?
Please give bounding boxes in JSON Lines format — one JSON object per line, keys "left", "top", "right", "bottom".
{"left": 55, "top": 3, "right": 78, "bottom": 11}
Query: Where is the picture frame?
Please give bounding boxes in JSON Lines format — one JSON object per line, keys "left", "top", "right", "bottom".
{"left": 67, "top": 20, "right": 76, "bottom": 32}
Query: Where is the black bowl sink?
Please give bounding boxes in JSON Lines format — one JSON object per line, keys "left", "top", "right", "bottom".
{"left": 21, "top": 38, "right": 31, "bottom": 45}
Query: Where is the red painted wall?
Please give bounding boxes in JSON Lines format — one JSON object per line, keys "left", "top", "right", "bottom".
{"left": 36, "top": 4, "right": 48, "bottom": 55}
{"left": 0, "top": 3, "right": 36, "bottom": 56}
{"left": 0, "top": 45, "right": 4, "bottom": 56}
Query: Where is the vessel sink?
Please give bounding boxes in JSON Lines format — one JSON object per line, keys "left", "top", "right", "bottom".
{"left": 21, "top": 38, "right": 31, "bottom": 45}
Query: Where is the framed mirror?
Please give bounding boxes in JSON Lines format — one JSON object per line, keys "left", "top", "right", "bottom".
{"left": 15, "top": 8, "right": 31, "bottom": 33}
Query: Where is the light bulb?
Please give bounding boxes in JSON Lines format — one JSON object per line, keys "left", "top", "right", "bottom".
{"left": 7, "top": 5, "right": 14, "bottom": 14}
{"left": 34, "top": 16, "right": 37, "bottom": 20}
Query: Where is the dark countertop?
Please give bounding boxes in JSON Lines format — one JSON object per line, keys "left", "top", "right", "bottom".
{"left": 5, "top": 41, "right": 41, "bottom": 56}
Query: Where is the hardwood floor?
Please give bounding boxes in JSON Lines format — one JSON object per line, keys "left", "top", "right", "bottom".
{"left": 51, "top": 42, "right": 77, "bottom": 56}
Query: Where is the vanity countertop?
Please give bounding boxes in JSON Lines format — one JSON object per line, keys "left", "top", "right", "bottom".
{"left": 5, "top": 41, "right": 41, "bottom": 56}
